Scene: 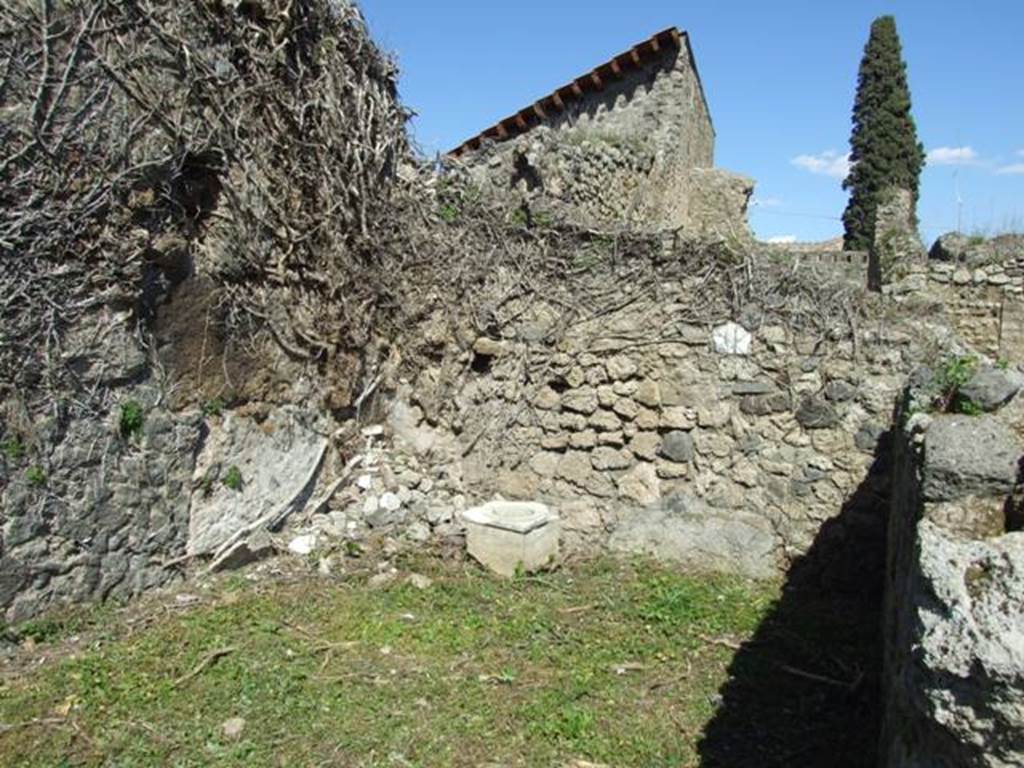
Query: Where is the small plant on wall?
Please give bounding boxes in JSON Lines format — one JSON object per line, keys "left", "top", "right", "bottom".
{"left": 25, "top": 466, "right": 47, "bottom": 487}
{"left": 119, "top": 400, "right": 145, "bottom": 438}
{"left": 223, "top": 465, "right": 243, "bottom": 492}
{"left": 931, "top": 355, "right": 981, "bottom": 415}
{"left": 2, "top": 435, "right": 25, "bottom": 462}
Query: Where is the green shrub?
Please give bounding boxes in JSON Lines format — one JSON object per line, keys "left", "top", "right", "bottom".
{"left": 953, "top": 397, "right": 984, "bottom": 416}
{"left": 202, "top": 398, "right": 225, "bottom": 418}
{"left": 223, "top": 465, "right": 243, "bottom": 491}
{"left": 1, "top": 436, "right": 25, "bottom": 462}
{"left": 25, "top": 466, "right": 46, "bottom": 487}
{"left": 438, "top": 203, "right": 459, "bottom": 223}
{"left": 119, "top": 400, "right": 145, "bottom": 438}
{"left": 930, "top": 355, "right": 980, "bottom": 414}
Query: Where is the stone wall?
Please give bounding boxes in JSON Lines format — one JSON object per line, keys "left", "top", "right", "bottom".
{"left": 761, "top": 248, "right": 870, "bottom": 284}
{"left": 454, "top": 40, "right": 749, "bottom": 234}
{"left": 871, "top": 187, "right": 926, "bottom": 288}
{"left": 394, "top": 262, "right": 939, "bottom": 583}
{"left": 0, "top": 315, "right": 203, "bottom": 622}
{"left": 0, "top": 331, "right": 344, "bottom": 622}
{"left": 887, "top": 244, "right": 1024, "bottom": 360}
{"left": 881, "top": 374, "right": 1024, "bottom": 767}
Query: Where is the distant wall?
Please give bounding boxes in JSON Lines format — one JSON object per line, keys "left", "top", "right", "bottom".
{"left": 454, "top": 43, "right": 737, "bottom": 233}
{"left": 888, "top": 254, "right": 1024, "bottom": 360}
{"left": 764, "top": 249, "right": 869, "bottom": 268}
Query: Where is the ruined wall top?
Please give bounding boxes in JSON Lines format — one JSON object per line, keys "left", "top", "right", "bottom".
{"left": 448, "top": 27, "right": 713, "bottom": 160}
{"left": 443, "top": 28, "right": 737, "bottom": 233}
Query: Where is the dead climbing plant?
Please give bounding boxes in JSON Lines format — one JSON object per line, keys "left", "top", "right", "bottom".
{"left": 1, "top": 0, "right": 410, "bottom": 417}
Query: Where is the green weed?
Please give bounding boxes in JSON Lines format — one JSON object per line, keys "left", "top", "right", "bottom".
{"left": 222, "top": 465, "right": 243, "bottom": 491}
{"left": 25, "top": 465, "right": 46, "bottom": 487}
{"left": 1, "top": 435, "right": 25, "bottom": 462}
{"left": 119, "top": 400, "right": 145, "bottom": 438}
{"left": 930, "top": 354, "right": 978, "bottom": 414}
{"left": 438, "top": 203, "right": 459, "bottom": 223}
{"left": 202, "top": 398, "right": 225, "bottom": 418}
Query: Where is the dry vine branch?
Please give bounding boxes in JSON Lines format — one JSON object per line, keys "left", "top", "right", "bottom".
{"left": 1, "top": 0, "right": 410, "bottom": 418}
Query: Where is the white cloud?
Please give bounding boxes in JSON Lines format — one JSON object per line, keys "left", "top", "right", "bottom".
{"left": 996, "top": 163, "right": 1024, "bottom": 175}
{"left": 751, "top": 196, "right": 783, "bottom": 208}
{"left": 927, "top": 146, "right": 978, "bottom": 166}
{"left": 791, "top": 150, "right": 850, "bottom": 180}
{"left": 767, "top": 235, "right": 797, "bottom": 244}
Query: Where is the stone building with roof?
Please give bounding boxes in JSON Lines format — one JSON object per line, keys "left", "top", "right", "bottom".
{"left": 448, "top": 27, "right": 753, "bottom": 235}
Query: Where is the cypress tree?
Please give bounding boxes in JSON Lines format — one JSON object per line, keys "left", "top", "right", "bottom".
{"left": 842, "top": 16, "right": 925, "bottom": 270}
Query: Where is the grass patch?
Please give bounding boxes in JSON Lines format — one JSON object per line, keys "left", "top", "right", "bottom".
{"left": 0, "top": 558, "right": 778, "bottom": 767}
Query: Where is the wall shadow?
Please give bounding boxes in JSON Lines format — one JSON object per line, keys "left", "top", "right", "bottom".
{"left": 696, "top": 431, "right": 893, "bottom": 768}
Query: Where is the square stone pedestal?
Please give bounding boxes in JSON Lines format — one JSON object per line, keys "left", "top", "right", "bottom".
{"left": 463, "top": 501, "right": 559, "bottom": 577}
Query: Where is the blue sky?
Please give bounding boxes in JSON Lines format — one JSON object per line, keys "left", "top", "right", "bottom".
{"left": 361, "top": 1, "right": 1023, "bottom": 244}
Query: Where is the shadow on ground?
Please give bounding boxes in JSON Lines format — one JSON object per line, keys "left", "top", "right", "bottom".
{"left": 697, "top": 431, "right": 894, "bottom": 768}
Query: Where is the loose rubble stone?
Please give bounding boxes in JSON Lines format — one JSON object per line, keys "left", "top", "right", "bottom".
{"left": 473, "top": 337, "right": 507, "bottom": 357}
{"left": 288, "top": 534, "right": 318, "bottom": 555}
{"left": 408, "top": 573, "right": 433, "bottom": 590}
{"left": 405, "top": 521, "right": 432, "bottom": 543}
{"left": 221, "top": 717, "right": 246, "bottom": 741}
